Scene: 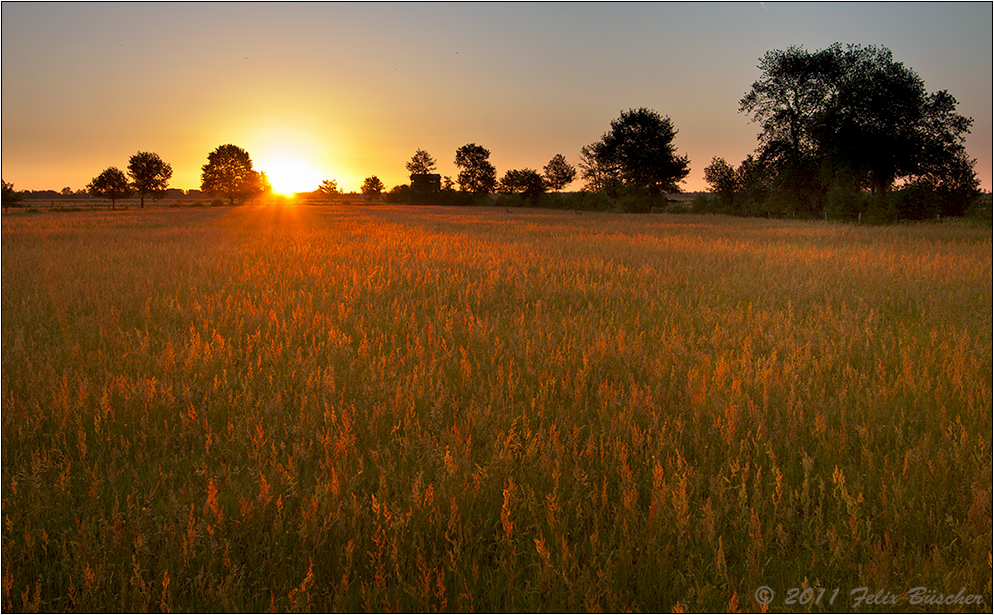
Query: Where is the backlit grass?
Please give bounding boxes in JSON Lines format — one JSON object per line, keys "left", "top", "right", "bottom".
{"left": 2, "top": 205, "right": 990, "bottom": 612}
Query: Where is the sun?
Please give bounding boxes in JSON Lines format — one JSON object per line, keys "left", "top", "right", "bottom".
{"left": 258, "top": 155, "right": 322, "bottom": 195}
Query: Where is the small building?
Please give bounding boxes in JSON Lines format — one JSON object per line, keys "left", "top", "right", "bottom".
{"left": 410, "top": 173, "right": 441, "bottom": 195}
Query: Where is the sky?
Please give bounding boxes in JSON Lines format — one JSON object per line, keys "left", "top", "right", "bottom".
{"left": 2, "top": 2, "right": 992, "bottom": 194}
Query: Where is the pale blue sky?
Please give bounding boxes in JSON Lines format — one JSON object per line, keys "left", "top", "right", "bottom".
{"left": 3, "top": 2, "right": 991, "bottom": 192}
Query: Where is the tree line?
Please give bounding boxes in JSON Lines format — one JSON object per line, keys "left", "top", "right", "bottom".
{"left": 378, "top": 147, "right": 579, "bottom": 207}
{"left": 3, "top": 44, "right": 984, "bottom": 221}
{"left": 328, "top": 43, "right": 986, "bottom": 220}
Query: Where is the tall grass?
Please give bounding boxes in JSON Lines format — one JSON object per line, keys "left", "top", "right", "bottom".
{"left": 2, "top": 205, "right": 991, "bottom": 612}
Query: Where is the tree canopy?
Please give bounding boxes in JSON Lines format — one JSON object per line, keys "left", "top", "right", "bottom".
{"left": 581, "top": 108, "right": 690, "bottom": 205}
{"left": 87, "top": 167, "right": 132, "bottom": 209}
{"left": 361, "top": 176, "right": 385, "bottom": 202}
{"left": 201, "top": 144, "right": 266, "bottom": 205}
{"left": 739, "top": 43, "right": 979, "bottom": 218}
{"left": 406, "top": 149, "right": 438, "bottom": 176}
{"left": 499, "top": 169, "right": 545, "bottom": 200}
{"left": 455, "top": 144, "right": 497, "bottom": 195}
{"left": 578, "top": 143, "right": 622, "bottom": 196}
{"left": 542, "top": 154, "right": 576, "bottom": 191}
{"left": 703, "top": 157, "right": 739, "bottom": 205}
{"left": 128, "top": 151, "right": 172, "bottom": 208}
{"left": 318, "top": 179, "right": 342, "bottom": 196}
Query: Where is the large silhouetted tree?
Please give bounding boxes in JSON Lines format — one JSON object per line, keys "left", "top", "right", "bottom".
{"left": 454, "top": 144, "right": 497, "bottom": 195}
{"left": 128, "top": 151, "right": 172, "bottom": 208}
{"left": 87, "top": 167, "right": 132, "bottom": 210}
{"left": 739, "top": 46, "right": 830, "bottom": 173}
{"left": 201, "top": 144, "right": 261, "bottom": 205}
{"left": 582, "top": 108, "right": 690, "bottom": 207}
{"left": 740, "top": 43, "right": 978, "bottom": 215}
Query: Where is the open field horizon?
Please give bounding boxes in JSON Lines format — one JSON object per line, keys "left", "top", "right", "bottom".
{"left": 2, "top": 204, "right": 991, "bottom": 611}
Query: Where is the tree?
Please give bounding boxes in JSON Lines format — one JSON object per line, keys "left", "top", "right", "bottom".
{"left": 128, "top": 151, "right": 173, "bottom": 208}
{"left": 826, "top": 47, "right": 974, "bottom": 195}
{"left": 921, "top": 149, "right": 981, "bottom": 217}
{"left": 740, "top": 43, "right": 978, "bottom": 214}
{"left": 200, "top": 144, "right": 260, "bottom": 205}
{"left": 60, "top": 187, "right": 73, "bottom": 196}
{"left": 245, "top": 170, "right": 272, "bottom": 198}
{"left": 87, "top": 167, "right": 132, "bottom": 209}
{"left": 3, "top": 180, "right": 23, "bottom": 212}
{"left": 406, "top": 149, "right": 438, "bottom": 175}
{"left": 318, "top": 179, "right": 342, "bottom": 196}
{"left": 499, "top": 169, "right": 545, "bottom": 200}
{"left": 702, "top": 155, "right": 773, "bottom": 216}
{"left": 735, "top": 155, "right": 773, "bottom": 215}
{"left": 578, "top": 143, "right": 621, "bottom": 196}
{"left": 454, "top": 144, "right": 497, "bottom": 195}
{"left": 361, "top": 176, "right": 385, "bottom": 202}
{"left": 583, "top": 108, "right": 690, "bottom": 202}
{"left": 739, "top": 46, "right": 833, "bottom": 170}
{"left": 542, "top": 154, "right": 576, "bottom": 191}
{"left": 703, "top": 157, "right": 738, "bottom": 206}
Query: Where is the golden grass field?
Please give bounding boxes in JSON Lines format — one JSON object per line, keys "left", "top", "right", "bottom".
{"left": 2, "top": 204, "right": 991, "bottom": 612}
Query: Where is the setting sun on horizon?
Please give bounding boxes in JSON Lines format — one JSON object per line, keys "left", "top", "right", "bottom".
{"left": 239, "top": 125, "right": 350, "bottom": 195}
{"left": 255, "top": 153, "right": 323, "bottom": 195}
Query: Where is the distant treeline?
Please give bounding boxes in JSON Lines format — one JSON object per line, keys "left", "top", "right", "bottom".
{"left": 384, "top": 43, "right": 987, "bottom": 223}
{"left": 4, "top": 43, "right": 988, "bottom": 223}
{"left": 18, "top": 188, "right": 203, "bottom": 200}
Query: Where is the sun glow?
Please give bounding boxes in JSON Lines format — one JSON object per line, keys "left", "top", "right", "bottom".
{"left": 258, "top": 155, "right": 323, "bottom": 195}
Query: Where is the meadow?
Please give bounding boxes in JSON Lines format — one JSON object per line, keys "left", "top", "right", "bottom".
{"left": 2, "top": 204, "right": 991, "bottom": 612}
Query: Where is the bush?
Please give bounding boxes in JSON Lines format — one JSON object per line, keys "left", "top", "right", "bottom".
{"left": 555, "top": 192, "right": 616, "bottom": 212}
{"left": 825, "top": 183, "right": 868, "bottom": 221}
{"left": 615, "top": 188, "right": 671, "bottom": 214}
{"left": 965, "top": 194, "right": 992, "bottom": 223}
{"left": 690, "top": 193, "right": 712, "bottom": 213}
{"left": 384, "top": 184, "right": 412, "bottom": 204}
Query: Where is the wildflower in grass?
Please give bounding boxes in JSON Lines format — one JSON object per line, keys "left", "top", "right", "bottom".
{"left": 501, "top": 478, "right": 516, "bottom": 540}
{"left": 205, "top": 478, "right": 221, "bottom": 521}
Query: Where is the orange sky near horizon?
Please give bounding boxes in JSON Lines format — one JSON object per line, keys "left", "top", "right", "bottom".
{"left": 2, "top": 3, "right": 991, "bottom": 195}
